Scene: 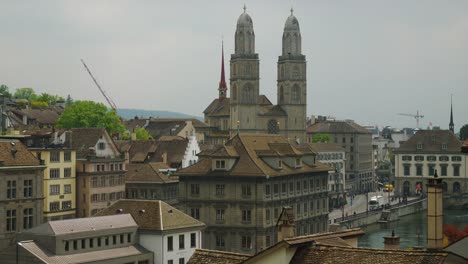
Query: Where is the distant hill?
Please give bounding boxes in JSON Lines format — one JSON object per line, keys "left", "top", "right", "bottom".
{"left": 117, "top": 108, "right": 202, "bottom": 121}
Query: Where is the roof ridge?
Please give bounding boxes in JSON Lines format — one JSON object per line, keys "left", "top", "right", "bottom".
{"left": 195, "top": 248, "right": 251, "bottom": 257}
{"left": 236, "top": 135, "right": 266, "bottom": 175}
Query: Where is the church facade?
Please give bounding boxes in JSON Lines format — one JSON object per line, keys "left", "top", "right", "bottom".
{"left": 204, "top": 8, "right": 307, "bottom": 144}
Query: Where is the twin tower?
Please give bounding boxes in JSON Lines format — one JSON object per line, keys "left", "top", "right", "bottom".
{"left": 207, "top": 7, "right": 306, "bottom": 143}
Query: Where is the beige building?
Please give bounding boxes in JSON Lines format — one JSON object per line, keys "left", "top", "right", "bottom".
{"left": 307, "top": 119, "right": 375, "bottom": 194}
{"left": 204, "top": 8, "right": 307, "bottom": 144}
{"left": 177, "top": 134, "right": 330, "bottom": 254}
{"left": 0, "top": 139, "right": 45, "bottom": 251}
{"left": 71, "top": 128, "right": 126, "bottom": 217}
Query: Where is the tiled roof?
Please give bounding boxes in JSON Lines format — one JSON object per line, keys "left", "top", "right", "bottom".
{"left": 290, "top": 245, "right": 448, "bottom": 264}
{"left": 96, "top": 199, "right": 205, "bottom": 231}
{"left": 177, "top": 134, "right": 330, "bottom": 178}
{"left": 204, "top": 98, "right": 230, "bottom": 117}
{"left": 23, "top": 214, "right": 137, "bottom": 235}
{"left": 18, "top": 241, "right": 151, "bottom": 264}
{"left": 395, "top": 130, "right": 462, "bottom": 153}
{"left": 307, "top": 121, "right": 371, "bottom": 134}
{"left": 126, "top": 163, "right": 176, "bottom": 183}
{"left": 188, "top": 249, "right": 250, "bottom": 264}
{"left": 70, "top": 128, "right": 106, "bottom": 159}
{"left": 151, "top": 139, "right": 188, "bottom": 167}
{"left": 0, "top": 139, "right": 40, "bottom": 166}
{"left": 11, "top": 108, "right": 61, "bottom": 125}
{"left": 309, "top": 143, "right": 345, "bottom": 153}
{"left": 283, "top": 229, "right": 365, "bottom": 246}
{"left": 145, "top": 120, "right": 187, "bottom": 139}
{"left": 124, "top": 118, "right": 147, "bottom": 132}
{"left": 257, "top": 95, "right": 273, "bottom": 106}
{"left": 259, "top": 104, "right": 287, "bottom": 116}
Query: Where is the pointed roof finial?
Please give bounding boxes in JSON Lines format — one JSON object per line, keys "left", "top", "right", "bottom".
{"left": 449, "top": 94, "right": 454, "bottom": 133}
{"left": 218, "top": 39, "right": 227, "bottom": 98}
{"left": 243, "top": 4, "right": 246, "bottom": 13}
{"left": 291, "top": 7, "right": 294, "bottom": 16}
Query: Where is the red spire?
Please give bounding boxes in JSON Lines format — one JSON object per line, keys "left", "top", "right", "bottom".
{"left": 218, "top": 41, "right": 227, "bottom": 98}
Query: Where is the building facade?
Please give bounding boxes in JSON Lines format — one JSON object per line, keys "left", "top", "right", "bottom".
{"left": 307, "top": 120, "right": 375, "bottom": 194}
{"left": 177, "top": 134, "right": 330, "bottom": 254}
{"left": 204, "top": 8, "right": 307, "bottom": 144}
{"left": 394, "top": 130, "right": 467, "bottom": 197}
{"left": 0, "top": 140, "right": 45, "bottom": 251}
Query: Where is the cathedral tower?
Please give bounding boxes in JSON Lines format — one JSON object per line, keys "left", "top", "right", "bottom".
{"left": 277, "top": 9, "right": 306, "bottom": 142}
{"left": 230, "top": 6, "right": 260, "bottom": 135}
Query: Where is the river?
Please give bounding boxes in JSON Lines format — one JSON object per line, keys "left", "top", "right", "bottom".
{"left": 358, "top": 209, "right": 468, "bottom": 249}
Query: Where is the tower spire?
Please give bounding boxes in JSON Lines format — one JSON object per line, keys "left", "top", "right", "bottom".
{"left": 449, "top": 94, "right": 454, "bottom": 133}
{"left": 218, "top": 40, "right": 227, "bottom": 99}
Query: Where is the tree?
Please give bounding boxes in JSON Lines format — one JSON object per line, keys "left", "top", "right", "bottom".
{"left": 312, "top": 133, "right": 330, "bottom": 143}
{"left": 14, "top": 87, "right": 37, "bottom": 100}
{"left": 66, "top": 94, "right": 73, "bottom": 107}
{"left": 460, "top": 124, "right": 468, "bottom": 140}
{"left": 56, "top": 101, "right": 124, "bottom": 135}
{"left": 0, "top": 84, "right": 12, "bottom": 98}
{"left": 36, "top": 93, "right": 64, "bottom": 105}
{"left": 135, "top": 127, "right": 152, "bottom": 140}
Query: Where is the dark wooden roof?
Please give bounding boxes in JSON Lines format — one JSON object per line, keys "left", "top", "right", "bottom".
{"left": 70, "top": 128, "right": 106, "bottom": 159}
{"left": 188, "top": 249, "right": 250, "bottom": 264}
{"left": 0, "top": 139, "right": 40, "bottom": 166}
{"left": 394, "top": 130, "right": 462, "bottom": 154}
{"left": 126, "top": 163, "right": 176, "bottom": 183}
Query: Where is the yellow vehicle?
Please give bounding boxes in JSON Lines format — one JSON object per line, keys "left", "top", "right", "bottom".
{"left": 384, "top": 184, "right": 394, "bottom": 192}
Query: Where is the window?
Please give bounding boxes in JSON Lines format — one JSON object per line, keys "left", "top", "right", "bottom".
{"left": 50, "top": 152, "right": 60, "bottom": 162}
{"left": 105, "top": 237, "right": 109, "bottom": 246}
{"left": 120, "top": 234, "right": 124, "bottom": 243}
{"left": 23, "top": 208, "right": 33, "bottom": 229}
{"left": 168, "top": 261, "right": 174, "bottom": 264}
{"left": 402, "top": 156, "right": 412, "bottom": 161}
{"left": 441, "top": 166, "right": 447, "bottom": 176}
{"left": 439, "top": 156, "right": 449, "bottom": 162}
{"left": 291, "top": 85, "right": 300, "bottom": 101}
{"left": 100, "top": 176, "right": 106, "bottom": 187}
{"left": 427, "top": 156, "right": 437, "bottom": 162}
{"left": 6, "top": 209, "right": 16, "bottom": 231}
{"left": 417, "top": 143, "right": 423, "bottom": 150}
{"left": 289, "top": 182, "right": 294, "bottom": 193}
{"left": 50, "top": 168, "right": 60, "bottom": 179}
{"left": 296, "top": 181, "right": 301, "bottom": 193}
{"left": 216, "top": 235, "right": 225, "bottom": 247}
{"left": 215, "top": 184, "right": 225, "bottom": 195}
{"left": 50, "top": 184, "right": 60, "bottom": 195}
{"left": 278, "top": 160, "right": 282, "bottom": 168}
{"left": 62, "top": 201, "right": 72, "bottom": 210}
{"left": 98, "top": 142, "right": 105, "bottom": 150}
{"left": 404, "top": 165, "right": 410, "bottom": 176}
{"left": 64, "top": 151, "right": 71, "bottom": 161}
{"left": 101, "top": 193, "right": 106, "bottom": 201}
{"left": 7, "top": 180, "right": 17, "bottom": 199}
{"left": 215, "top": 160, "right": 226, "bottom": 169}
{"left": 242, "top": 210, "right": 251, "bottom": 222}
{"left": 73, "top": 240, "right": 78, "bottom": 250}
{"left": 266, "top": 209, "right": 271, "bottom": 223}
{"left": 342, "top": 137, "right": 346, "bottom": 143}
{"left": 267, "top": 119, "right": 279, "bottom": 134}
{"left": 113, "top": 235, "right": 117, "bottom": 245}
{"left": 64, "top": 184, "right": 72, "bottom": 194}
{"left": 273, "top": 184, "right": 279, "bottom": 194}
{"left": 428, "top": 165, "right": 435, "bottom": 177}
{"left": 24, "top": 180, "right": 33, "bottom": 198}
{"left": 65, "top": 241, "right": 69, "bottom": 251}
{"left": 90, "top": 238, "right": 94, "bottom": 248}
{"left": 274, "top": 208, "right": 279, "bottom": 219}
{"left": 295, "top": 158, "right": 301, "bottom": 167}
{"left": 415, "top": 156, "right": 424, "bottom": 162}
{"left": 179, "top": 258, "right": 185, "bottom": 264}
{"left": 309, "top": 180, "right": 314, "bottom": 191}
{"left": 82, "top": 239, "right": 86, "bottom": 249}
{"left": 190, "top": 208, "right": 200, "bottom": 219}
{"left": 179, "top": 234, "right": 185, "bottom": 249}
{"left": 190, "top": 184, "right": 200, "bottom": 195}
{"left": 265, "top": 184, "right": 271, "bottom": 195}
{"left": 190, "top": 233, "right": 196, "bottom": 248}
{"left": 98, "top": 237, "right": 102, "bottom": 247}
{"left": 296, "top": 203, "right": 301, "bottom": 215}
{"left": 452, "top": 156, "right": 462, "bottom": 162}
{"left": 242, "top": 185, "right": 251, "bottom": 196}
{"left": 91, "top": 194, "right": 99, "bottom": 202}
{"left": 216, "top": 209, "right": 225, "bottom": 221}
{"left": 241, "top": 236, "right": 252, "bottom": 249}
{"left": 453, "top": 166, "right": 460, "bottom": 176}
{"left": 442, "top": 143, "right": 447, "bottom": 150}
{"left": 64, "top": 168, "right": 72, "bottom": 178}
{"left": 416, "top": 165, "right": 423, "bottom": 176}
{"left": 282, "top": 183, "right": 287, "bottom": 193}
{"left": 128, "top": 233, "right": 132, "bottom": 243}
{"left": 50, "top": 202, "right": 60, "bottom": 211}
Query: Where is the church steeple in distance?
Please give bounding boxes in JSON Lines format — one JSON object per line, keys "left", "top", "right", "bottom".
{"left": 218, "top": 41, "right": 227, "bottom": 99}
{"left": 449, "top": 94, "right": 454, "bottom": 133}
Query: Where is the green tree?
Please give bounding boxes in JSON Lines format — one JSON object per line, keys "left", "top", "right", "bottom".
{"left": 37, "top": 93, "right": 64, "bottom": 105}
{"left": 31, "top": 100, "right": 49, "bottom": 109}
{"left": 0, "top": 84, "right": 12, "bottom": 98}
{"left": 65, "top": 94, "right": 73, "bottom": 107}
{"left": 312, "top": 133, "right": 330, "bottom": 143}
{"left": 14, "top": 87, "right": 37, "bottom": 100}
{"left": 56, "top": 101, "right": 124, "bottom": 134}
{"left": 460, "top": 124, "right": 468, "bottom": 140}
{"left": 135, "top": 127, "right": 152, "bottom": 140}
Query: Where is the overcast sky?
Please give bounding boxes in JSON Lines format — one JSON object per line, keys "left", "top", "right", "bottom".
{"left": 1, "top": 1, "right": 467, "bottom": 130}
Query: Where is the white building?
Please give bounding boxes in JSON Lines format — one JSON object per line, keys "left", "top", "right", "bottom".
{"left": 182, "top": 134, "right": 201, "bottom": 168}
{"left": 98, "top": 199, "right": 206, "bottom": 264}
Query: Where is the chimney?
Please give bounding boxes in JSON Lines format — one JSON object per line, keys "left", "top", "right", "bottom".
{"left": 276, "top": 206, "right": 295, "bottom": 241}
{"left": 162, "top": 151, "right": 168, "bottom": 164}
{"left": 383, "top": 230, "right": 400, "bottom": 250}
{"left": 10, "top": 142, "right": 17, "bottom": 158}
{"left": 131, "top": 132, "right": 136, "bottom": 141}
{"left": 427, "top": 169, "right": 443, "bottom": 250}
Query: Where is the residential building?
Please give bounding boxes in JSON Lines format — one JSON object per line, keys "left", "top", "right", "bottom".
{"left": 394, "top": 130, "right": 466, "bottom": 197}
{"left": 204, "top": 8, "right": 307, "bottom": 144}
{"left": 0, "top": 140, "right": 45, "bottom": 250}
{"left": 310, "top": 143, "right": 346, "bottom": 208}
{"left": 307, "top": 119, "right": 375, "bottom": 194}
{"left": 14, "top": 214, "right": 153, "bottom": 264}
{"left": 177, "top": 134, "right": 330, "bottom": 254}
{"left": 71, "top": 128, "right": 126, "bottom": 217}
{"left": 125, "top": 163, "right": 178, "bottom": 204}
{"left": 97, "top": 199, "right": 206, "bottom": 264}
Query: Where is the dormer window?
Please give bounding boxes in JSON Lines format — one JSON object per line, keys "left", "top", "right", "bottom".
{"left": 278, "top": 160, "right": 282, "bottom": 168}
{"left": 98, "top": 142, "right": 105, "bottom": 150}
{"left": 215, "top": 160, "right": 226, "bottom": 169}
{"left": 295, "top": 158, "right": 301, "bottom": 167}
{"left": 417, "top": 143, "right": 423, "bottom": 150}
{"left": 442, "top": 143, "right": 447, "bottom": 150}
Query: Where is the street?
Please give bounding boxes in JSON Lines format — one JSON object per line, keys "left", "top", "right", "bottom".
{"left": 329, "top": 191, "right": 395, "bottom": 221}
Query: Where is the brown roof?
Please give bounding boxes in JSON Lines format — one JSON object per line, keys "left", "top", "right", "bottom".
{"left": 259, "top": 105, "right": 287, "bottom": 116}
{"left": 96, "top": 199, "right": 205, "bottom": 231}
{"left": 125, "top": 140, "right": 159, "bottom": 163}
{"left": 151, "top": 139, "right": 188, "bottom": 167}
{"left": 126, "top": 163, "right": 177, "bottom": 183}
{"left": 283, "top": 229, "right": 365, "bottom": 246}
{"left": 204, "top": 98, "right": 230, "bottom": 117}
{"left": 178, "top": 134, "right": 330, "bottom": 178}
{"left": 307, "top": 121, "right": 371, "bottom": 134}
{"left": 70, "top": 128, "right": 106, "bottom": 159}
{"left": 309, "top": 143, "right": 345, "bottom": 153}
{"left": 0, "top": 139, "right": 40, "bottom": 166}
{"left": 290, "top": 245, "right": 448, "bottom": 264}
{"left": 395, "top": 130, "right": 462, "bottom": 154}
{"left": 124, "top": 118, "right": 147, "bottom": 132}
{"left": 188, "top": 249, "right": 250, "bottom": 264}
{"left": 11, "top": 108, "right": 61, "bottom": 125}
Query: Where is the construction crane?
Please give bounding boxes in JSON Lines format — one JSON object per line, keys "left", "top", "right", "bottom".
{"left": 80, "top": 59, "right": 117, "bottom": 111}
{"left": 398, "top": 110, "right": 424, "bottom": 129}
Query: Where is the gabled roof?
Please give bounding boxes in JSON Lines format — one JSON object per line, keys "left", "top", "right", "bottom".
{"left": 188, "top": 249, "right": 250, "bottom": 264}
{"left": 96, "top": 199, "right": 205, "bottom": 231}
{"left": 23, "top": 214, "right": 136, "bottom": 236}
{"left": 259, "top": 104, "right": 287, "bottom": 116}
{"left": 395, "top": 130, "right": 462, "bottom": 153}
{"left": 203, "top": 98, "right": 230, "bottom": 117}
{"left": 70, "top": 128, "right": 108, "bottom": 159}
{"left": 307, "top": 121, "right": 371, "bottom": 134}
{"left": 289, "top": 245, "right": 448, "bottom": 264}
{"left": 126, "top": 163, "right": 177, "bottom": 184}
{"left": 0, "top": 139, "right": 40, "bottom": 166}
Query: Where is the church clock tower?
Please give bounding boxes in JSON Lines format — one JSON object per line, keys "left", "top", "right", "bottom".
{"left": 277, "top": 9, "right": 306, "bottom": 142}
{"left": 230, "top": 6, "right": 260, "bottom": 136}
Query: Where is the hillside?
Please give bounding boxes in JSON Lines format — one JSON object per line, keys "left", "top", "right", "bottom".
{"left": 117, "top": 108, "right": 202, "bottom": 120}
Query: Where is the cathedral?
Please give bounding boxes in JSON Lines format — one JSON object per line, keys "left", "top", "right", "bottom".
{"left": 204, "top": 7, "right": 307, "bottom": 144}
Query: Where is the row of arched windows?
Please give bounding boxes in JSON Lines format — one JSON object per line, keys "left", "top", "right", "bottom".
{"left": 279, "top": 85, "right": 301, "bottom": 104}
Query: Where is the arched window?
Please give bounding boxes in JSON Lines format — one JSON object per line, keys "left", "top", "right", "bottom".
{"left": 232, "top": 84, "right": 237, "bottom": 100}
{"left": 453, "top": 182, "right": 460, "bottom": 193}
{"left": 279, "top": 86, "right": 284, "bottom": 104}
{"left": 291, "top": 85, "right": 300, "bottom": 102}
{"left": 267, "top": 119, "right": 279, "bottom": 134}
{"left": 442, "top": 182, "right": 448, "bottom": 193}
{"left": 292, "top": 66, "right": 300, "bottom": 79}
{"left": 241, "top": 84, "right": 254, "bottom": 103}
